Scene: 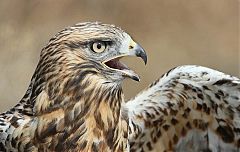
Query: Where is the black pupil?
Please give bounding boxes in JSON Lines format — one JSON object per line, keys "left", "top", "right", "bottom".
{"left": 97, "top": 43, "right": 102, "bottom": 49}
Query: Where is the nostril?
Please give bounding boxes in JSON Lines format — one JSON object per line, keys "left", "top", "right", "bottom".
{"left": 129, "top": 45, "right": 134, "bottom": 49}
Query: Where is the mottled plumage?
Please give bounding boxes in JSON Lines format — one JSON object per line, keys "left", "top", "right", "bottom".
{"left": 127, "top": 66, "right": 240, "bottom": 152}
{"left": 0, "top": 22, "right": 239, "bottom": 152}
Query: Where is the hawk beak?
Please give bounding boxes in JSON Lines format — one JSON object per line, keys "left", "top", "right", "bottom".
{"left": 125, "top": 43, "right": 147, "bottom": 81}
{"left": 129, "top": 43, "right": 147, "bottom": 65}
{"left": 103, "top": 41, "right": 147, "bottom": 82}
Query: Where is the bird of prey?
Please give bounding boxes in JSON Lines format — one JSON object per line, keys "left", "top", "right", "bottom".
{"left": 0, "top": 22, "right": 239, "bottom": 152}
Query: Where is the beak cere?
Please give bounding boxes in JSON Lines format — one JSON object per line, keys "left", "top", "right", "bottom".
{"left": 103, "top": 43, "right": 147, "bottom": 82}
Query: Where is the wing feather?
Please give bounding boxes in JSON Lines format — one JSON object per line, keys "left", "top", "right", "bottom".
{"left": 125, "top": 65, "right": 240, "bottom": 152}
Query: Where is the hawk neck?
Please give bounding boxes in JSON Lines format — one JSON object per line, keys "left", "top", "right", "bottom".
{"left": 27, "top": 75, "right": 129, "bottom": 151}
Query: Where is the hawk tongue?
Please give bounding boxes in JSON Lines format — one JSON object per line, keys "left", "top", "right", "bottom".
{"left": 105, "top": 58, "right": 129, "bottom": 70}
{"left": 105, "top": 58, "right": 140, "bottom": 81}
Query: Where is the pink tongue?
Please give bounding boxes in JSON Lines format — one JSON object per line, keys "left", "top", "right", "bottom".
{"left": 105, "top": 58, "right": 140, "bottom": 81}
{"left": 106, "top": 59, "right": 129, "bottom": 70}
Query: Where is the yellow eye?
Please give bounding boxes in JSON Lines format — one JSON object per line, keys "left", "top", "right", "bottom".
{"left": 91, "top": 41, "right": 106, "bottom": 53}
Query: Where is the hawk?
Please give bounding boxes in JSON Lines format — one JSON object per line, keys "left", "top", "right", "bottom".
{"left": 0, "top": 22, "right": 239, "bottom": 152}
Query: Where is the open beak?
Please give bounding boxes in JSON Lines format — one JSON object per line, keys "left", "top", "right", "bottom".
{"left": 103, "top": 41, "right": 147, "bottom": 81}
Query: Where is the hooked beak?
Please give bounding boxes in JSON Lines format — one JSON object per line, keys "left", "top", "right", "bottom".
{"left": 103, "top": 40, "right": 147, "bottom": 81}
{"left": 129, "top": 43, "right": 147, "bottom": 65}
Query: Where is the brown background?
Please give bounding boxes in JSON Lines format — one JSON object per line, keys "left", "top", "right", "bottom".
{"left": 0, "top": 0, "right": 239, "bottom": 112}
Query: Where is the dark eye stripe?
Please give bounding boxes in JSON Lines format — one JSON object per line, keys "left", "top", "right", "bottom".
{"left": 89, "top": 40, "right": 113, "bottom": 45}
{"left": 64, "top": 38, "right": 114, "bottom": 51}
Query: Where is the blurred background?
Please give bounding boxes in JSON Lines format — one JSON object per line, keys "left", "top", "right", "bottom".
{"left": 0, "top": 0, "right": 239, "bottom": 112}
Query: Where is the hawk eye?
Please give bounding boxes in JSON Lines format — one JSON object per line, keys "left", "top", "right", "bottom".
{"left": 91, "top": 41, "right": 106, "bottom": 53}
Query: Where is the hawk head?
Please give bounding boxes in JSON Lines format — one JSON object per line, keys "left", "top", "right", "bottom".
{"left": 30, "top": 22, "right": 147, "bottom": 114}
{"left": 39, "top": 22, "right": 146, "bottom": 85}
